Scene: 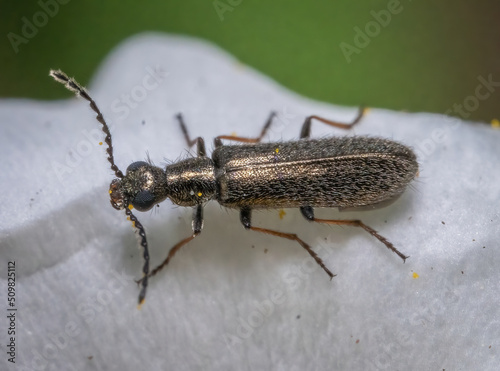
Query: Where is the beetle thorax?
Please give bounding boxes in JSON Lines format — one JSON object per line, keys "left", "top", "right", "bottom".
{"left": 165, "top": 157, "right": 217, "bottom": 206}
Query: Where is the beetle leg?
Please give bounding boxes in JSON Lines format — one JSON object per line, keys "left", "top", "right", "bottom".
{"left": 240, "top": 207, "right": 335, "bottom": 279}
{"left": 215, "top": 111, "right": 277, "bottom": 145}
{"left": 300, "top": 206, "right": 409, "bottom": 262}
{"left": 176, "top": 113, "right": 206, "bottom": 156}
{"left": 137, "top": 205, "right": 203, "bottom": 284}
{"left": 300, "top": 106, "right": 366, "bottom": 139}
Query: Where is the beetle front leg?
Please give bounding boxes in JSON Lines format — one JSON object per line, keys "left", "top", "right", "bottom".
{"left": 137, "top": 205, "right": 203, "bottom": 283}
{"left": 176, "top": 113, "right": 206, "bottom": 157}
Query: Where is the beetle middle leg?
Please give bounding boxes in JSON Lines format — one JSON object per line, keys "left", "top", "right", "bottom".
{"left": 137, "top": 204, "right": 204, "bottom": 283}
{"left": 299, "top": 206, "right": 409, "bottom": 262}
{"left": 212, "top": 106, "right": 365, "bottom": 146}
{"left": 240, "top": 207, "right": 336, "bottom": 278}
{"left": 300, "top": 106, "right": 366, "bottom": 139}
{"left": 214, "top": 111, "right": 277, "bottom": 147}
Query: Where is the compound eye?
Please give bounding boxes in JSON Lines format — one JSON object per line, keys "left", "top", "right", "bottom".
{"left": 131, "top": 190, "right": 156, "bottom": 211}
{"left": 127, "top": 161, "right": 149, "bottom": 172}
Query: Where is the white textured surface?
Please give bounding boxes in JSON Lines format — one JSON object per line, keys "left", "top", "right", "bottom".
{"left": 1, "top": 33, "right": 499, "bottom": 371}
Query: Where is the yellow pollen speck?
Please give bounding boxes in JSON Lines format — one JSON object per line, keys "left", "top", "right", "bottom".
{"left": 198, "top": 192, "right": 202, "bottom": 197}
{"left": 128, "top": 204, "right": 134, "bottom": 210}
{"left": 109, "top": 190, "right": 112, "bottom": 194}
{"left": 412, "top": 272, "right": 419, "bottom": 279}
{"left": 363, "top": 107, "right": 371, "bottom": 115}
{"left": 137, "top": 300, "right": 144, "bottom": 310}
{"left": 99, "top": 141, "right": 103, "bottom": 145}
{"left": 234, "top": 61, "right": 245, "bottom": 70}
{"left": 279, "top": 209, "right": 286, "bottom": 219}
{"left": 275, "top": 148, "right": 279, "bottom": 154}
{"left": 491, "top": 118, "right": 500, "bottom": 128}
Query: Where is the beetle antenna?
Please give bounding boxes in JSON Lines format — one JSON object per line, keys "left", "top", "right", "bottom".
{"left": 49, "top": 69, "right": 124, "bottom": 179}
{"left": 125, "top": 207, "right": 150, "bottom": 306}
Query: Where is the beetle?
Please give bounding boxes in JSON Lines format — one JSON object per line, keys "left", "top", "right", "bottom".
{"left": 50, "top": 69, "right": 418, "bottom": 305}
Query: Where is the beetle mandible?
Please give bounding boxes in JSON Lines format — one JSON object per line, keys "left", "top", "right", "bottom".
{"left": 50, "top": 69, "right": 419, "bottom": 306}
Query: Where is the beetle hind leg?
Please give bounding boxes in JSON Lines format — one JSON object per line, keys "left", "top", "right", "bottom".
{"left": 300, "top": 206, "right": 409, "bottom": 262}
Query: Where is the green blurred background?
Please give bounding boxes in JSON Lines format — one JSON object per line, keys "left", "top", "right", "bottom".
{"left": 1, "top": 0, "right": 499, "bottom": 123}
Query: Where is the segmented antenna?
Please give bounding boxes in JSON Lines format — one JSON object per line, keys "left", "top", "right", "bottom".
{"left": 50, "top": 69, "right": 150, "bottom": 305}
{"left": 49, "top": 69, "right": 124, "bottom": 179}
{"left": 125, "top": 207, "right": 150, "bottom": 306}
